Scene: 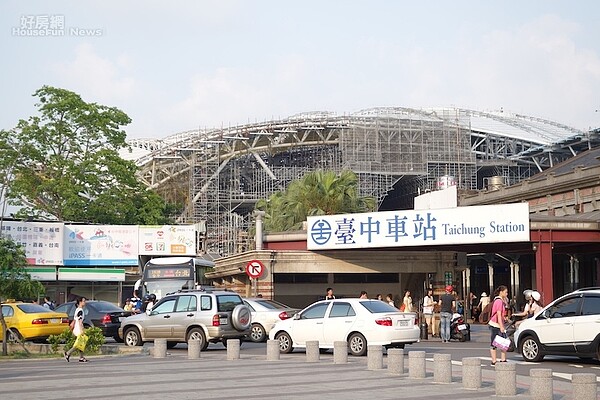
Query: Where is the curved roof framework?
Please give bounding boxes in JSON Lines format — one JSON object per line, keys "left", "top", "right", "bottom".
{"left": 127, "top": 107, "right": 598, "bottom": 257}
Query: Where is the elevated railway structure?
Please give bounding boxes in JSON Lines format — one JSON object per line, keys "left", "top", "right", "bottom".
{"left": 124, "top": 108, "right": 599, "bottom": 256}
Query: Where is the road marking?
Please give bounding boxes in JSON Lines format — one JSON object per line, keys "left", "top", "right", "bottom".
{"left": 568, "top": 364, "right": 584, "bottom": 368}
{"left": 553, "top": 372, "right": 600, "bottom": 382}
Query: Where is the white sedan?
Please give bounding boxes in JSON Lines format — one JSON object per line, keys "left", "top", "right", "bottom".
{"left": 243, "top": 298, "right": 300, "bottom": 342}
{"left": 269, "top": 298, "right": 420, "bottom": 356}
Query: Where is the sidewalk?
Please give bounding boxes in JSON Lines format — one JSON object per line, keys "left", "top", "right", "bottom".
{"left": 0, "top": 347, "right": 591, "bottom": 400}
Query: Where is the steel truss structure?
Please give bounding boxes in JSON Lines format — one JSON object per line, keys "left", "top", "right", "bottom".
{"left": 127, "top": 108, "right": 599, "bottom": 257}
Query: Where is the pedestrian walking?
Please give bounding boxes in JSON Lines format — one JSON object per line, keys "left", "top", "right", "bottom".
{"left": 488, "top": 285, "right": 509, "bottom": 366}
{"left": 64, "top": 297, "right": 88, "bottom": 363}
{"left": 359, "top": 291, "right": 368, "bottom": 299}
{"left": 401, "top": 289, "right": 413, "bottom": 312}
{"left": 385, "top": 293, "right": 395, "bottom": 307}
{"left": 422, "top": 288, "right": 436, "bottom": 337}
{"left": 438, "top": 285, "right": 456, "bottom": 343}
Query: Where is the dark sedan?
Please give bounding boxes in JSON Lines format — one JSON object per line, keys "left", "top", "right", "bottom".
{"left": 55, "top": 300, "right": 133, "bottom": 341}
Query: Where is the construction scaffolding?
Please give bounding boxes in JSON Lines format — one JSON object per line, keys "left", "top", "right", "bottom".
{"left": 129, "top": 108, "right": 595, "bottom": 257}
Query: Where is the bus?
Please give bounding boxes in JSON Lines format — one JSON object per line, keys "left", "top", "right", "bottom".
{"left": 137, "top": 256, "right": 215, "bottom": 299}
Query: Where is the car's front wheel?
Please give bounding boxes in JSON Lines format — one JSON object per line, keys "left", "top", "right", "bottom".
{"left": 275, "top": 331, "right": 293, "bottom": 353}
{"left": 348, "top": 332, "right": 367, "bottom": 356}
{"left": 6, "top": 329, "right": 22, "bottom": 343}
{"left": 249, "top": 324, "right": 266, "bottom": 342}
{"left": 186, "top": 327, "right": 208, "bottom": 351}
{"left": 124, "top": 327, "right": 143, "bottom": 347}
{"left": 519, "top": 336, "right": 544, "bottom": 362}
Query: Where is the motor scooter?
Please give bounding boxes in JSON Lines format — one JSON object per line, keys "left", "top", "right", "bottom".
{"left": 450, "top": 313, "right": 470, "bottom": 342}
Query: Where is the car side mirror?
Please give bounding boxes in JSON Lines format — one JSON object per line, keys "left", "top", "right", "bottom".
{"left": 542, "top": 309, "right": 551, "bottom": 319}
{"left": 293, "top": 313, "right": 301, "bottom": 320}
{"left": 150, "top": 310, "right": 158, "bottom": 316}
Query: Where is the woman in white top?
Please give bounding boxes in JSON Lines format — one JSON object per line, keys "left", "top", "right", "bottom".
{"left": 514, "top": 291, "right": 543, "bottom": 328}
{"left": 422, "top": 288, "right": 436, "bottom": 337}
{"left": 64, "top": 297, "right": 88, "bottom": 363}
{"left": 402, "top": 290, "right": 413, "bottom": 312}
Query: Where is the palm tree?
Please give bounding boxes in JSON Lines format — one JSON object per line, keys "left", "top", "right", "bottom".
{"left": 256, "top": 170, "right": 375, "bottom": 232}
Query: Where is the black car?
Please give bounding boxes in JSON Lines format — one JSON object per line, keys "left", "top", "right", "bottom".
{"left": 55, "top": 300, "right": 133, "bottom": 342}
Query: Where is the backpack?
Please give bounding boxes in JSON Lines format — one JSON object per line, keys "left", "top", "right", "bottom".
{"left": 478, "top": 302, "right": 493, "bottom": 324}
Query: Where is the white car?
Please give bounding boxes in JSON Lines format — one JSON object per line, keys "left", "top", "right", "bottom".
{"left": 269, "top": 298, "right": 420, "bottom": 356}
{"left": 243, "top": 298, "right": 300, "bottom": 342}
{"left": 515, "top": 288, "right": 600, "bottom": 362}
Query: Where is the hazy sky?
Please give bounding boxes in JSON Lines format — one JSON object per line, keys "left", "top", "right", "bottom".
{"left": 1, "top": 1, "right": 599, "bottom": 140}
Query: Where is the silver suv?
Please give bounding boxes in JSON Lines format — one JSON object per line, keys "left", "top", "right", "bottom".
{"left": 119, "top": 289, "right": 252, "bottom": 350}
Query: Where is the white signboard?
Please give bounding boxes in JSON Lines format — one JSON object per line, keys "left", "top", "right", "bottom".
{"left": 58, "top": 268, "right": 125, "bottom": 282}
{"left": 138, "top": 225, "right": 196, "bottom": 255}
{"left": 63, "top": 225, "right": 139, "bottom": 266}
{"left": 26, "top": 267, "right": 57, "bottom": 281}
{"left": 307, "top": 203, "right": 530, "bottom": 250}
{"left": 0, "top": 221, "right": 64, "bottom": 265}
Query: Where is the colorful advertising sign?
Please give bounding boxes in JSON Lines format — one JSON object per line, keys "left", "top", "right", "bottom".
{"left": 307, "top": 203, "right": 530, "bottom": 250}
{"left": 0, "top": 221, "right": 63, "bottom": 265}
{"left": 138, "top": 225, "right": 196, "bottom": 255}
{"left": 63, "top": 225, "right": 139, "bottom": 266}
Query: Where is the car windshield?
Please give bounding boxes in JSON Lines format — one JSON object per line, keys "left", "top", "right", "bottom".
{"left": 145, "top": 280, "right": 193, "bottom": 299}
{"left": 217, "top": 295, "right": 243, "bottom": 312}
{"left": 359, "top": 300, "right": 399, "bottom": 314}
{"left": 16, "top": 304, "right": 53, "bottom": 313}
{"left": 254, "top": 299, "right": 289, "bottom": 310}
{"left": 90, "top": 302, "right": 123, "bottom": 313}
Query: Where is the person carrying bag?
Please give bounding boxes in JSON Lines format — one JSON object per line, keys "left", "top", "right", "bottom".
{"left": 488, "top": 285, "right": 509, "bottom": 366}
{"left": 64, "top": 297, "right": 89, "bottom": 363}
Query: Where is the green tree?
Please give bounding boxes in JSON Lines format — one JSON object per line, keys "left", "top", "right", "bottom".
{"left": 256, "top": 170, "right": 376, "bottom": 231}
{"left": 0, "top": 86, "right": 175, "bottom": 224}
{"left": 0, "top": 237, "right": 44, "bottom": 355}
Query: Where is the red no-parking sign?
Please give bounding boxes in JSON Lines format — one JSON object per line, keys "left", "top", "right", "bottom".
{"left": 245, "top": 259, "right": 265, "bottom": 279}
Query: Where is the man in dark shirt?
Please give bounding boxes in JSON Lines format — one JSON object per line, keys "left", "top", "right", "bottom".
{"left": 438, "top": 285, "right": 456, "bottom": 343}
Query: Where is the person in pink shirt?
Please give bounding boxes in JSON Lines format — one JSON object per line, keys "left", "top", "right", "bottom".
{"left": 488, "top": 285, "right": 509, "bottom": 365}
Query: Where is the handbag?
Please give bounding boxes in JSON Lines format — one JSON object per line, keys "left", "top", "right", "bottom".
{"left": 73, "top": 334, "right": 88, "bottom": 351}
{"left": 399, "top": 303, "right": 406, "bottom": 312}
{"left": 492, "top": 333, "right": 511, "bottom": 351}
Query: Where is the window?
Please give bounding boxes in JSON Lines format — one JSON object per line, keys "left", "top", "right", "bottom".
{"left": 152, "top": 298, "right": 176, "bottom": 314}
{"left": 216, "top": 295, "right": 243, "bottom": 312}
{"left": 360, "top": 301, "right": 399, "bottom": 313}
{"left": 200, "top": 296, "right": 212, "bottom": 311}
{"left": 300, "top": 303, "right": 329, "bottom": 319}
{"left": 175, "top": 296, "right": 197, "bottom": 312}
{"left": 547, "top": 297, "right": 581, "bottom": 318}
{"left": 16, "top": 304, "right": 52, "bottom": 314}
{"left": 1, "top": 305, "right": 13, "bottom": 317}
{"left": 243, "top": 301, "right": 256, "bottom": 312}
{"left": 329, "top": 302, "right": 356, "bottom": 318}
{"left": 581, "top": 296, "right": 600, "bottom": 316}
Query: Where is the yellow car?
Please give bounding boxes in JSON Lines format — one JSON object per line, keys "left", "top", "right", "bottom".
{"left": 0, "top": 301, "right": 69, "bottom": 342}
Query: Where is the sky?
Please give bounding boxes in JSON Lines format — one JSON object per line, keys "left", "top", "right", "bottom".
{"left": 1, "top": 1, "right": 599, "bottom": 141}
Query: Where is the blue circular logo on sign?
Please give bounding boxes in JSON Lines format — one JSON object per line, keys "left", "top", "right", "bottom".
{"left": 310, "top": 219, "right": 332, "bottom": 245}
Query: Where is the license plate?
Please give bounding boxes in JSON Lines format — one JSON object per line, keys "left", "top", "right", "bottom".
{"left": 220, "top": 317, "right": 228, "bottom": 325}
{"left": 397, "top": 320, "right": 408, "bottom": 327}
{"left": 458, "top": 324, "right": 467, "bottom": 330}
{"left": 50, "top": 319, "right": 59, "bottom": 324}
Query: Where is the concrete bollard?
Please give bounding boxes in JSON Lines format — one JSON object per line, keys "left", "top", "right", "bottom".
{"left": 153, "top": 339, "right": 167, "bottom": 358}
{"left": 408, "top": 351, "right": 426, "bottom": 379}
{"left": 367, "top": 345, "right": 383, "bottom": 370}
{"left": 433, "top": 353, "right": 452, "bottom": 384}
{"left": 226, "top": 339, "right": 240, "bottom": 360}
{"left": 529, "top": 368, "right": 553, "bottom": 400}
{"left": 462, "top": 357, "right": 482, "bottom": 390}
{"left": 187, "top": 340, "right": 201, "bottom": 359}
{"left": 333, "top": 341, "right": 348, "bottom": 364}
{"left": 306, "top": 340, "right": 320, "bottom": 362}
{"left": 495, "top": 362, "right": 517, "bottom": 396}
{"left": 387, "top": 348, "right": 404, "bottom": 375}
{"left": 266, "top": 339, "right": 280, "bottom": 361}
{"left": 571, "top": 373, "right": 597, "bottom": 400}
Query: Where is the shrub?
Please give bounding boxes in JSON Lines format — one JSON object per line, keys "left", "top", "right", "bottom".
{"left": 47, "top": 327, "right": 105, "bottom": 354}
